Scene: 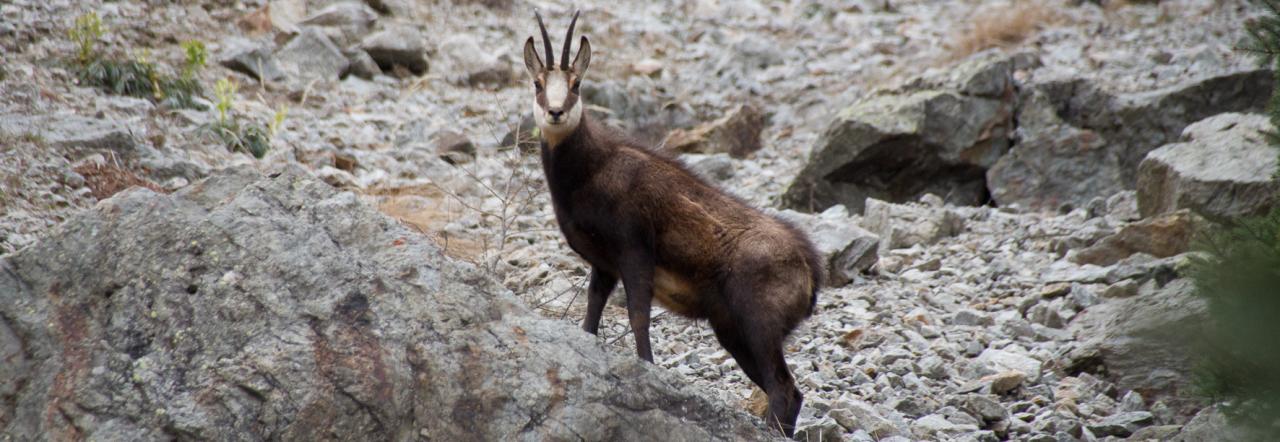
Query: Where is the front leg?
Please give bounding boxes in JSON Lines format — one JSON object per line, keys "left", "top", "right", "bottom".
{"left": 582, "top": 267, "right": 618, "bottom": 335}
{"left": 619, "top": 252, "right": 656, "bottom": 363}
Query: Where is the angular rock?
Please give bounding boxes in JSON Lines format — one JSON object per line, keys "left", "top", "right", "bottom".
{"left": 794, "top": 416, "right": 844, "bottom": 442}
{"left": 987, "top": 80, "right": 1120, "bottom": 212}
{"left": 276, "top": 27, "right": 349, "bottom": 84}
{"left": 436, "top": 34, "right": 513, "bottom": 88}
{"left": 984, "top": 371, "right": 1027, "bottom": 395}
{"left": 466, "top": 60, "right": 515, "bottom": 88}
{"left": 913, "top": 413, "right": 978, "bottom": 437}
{"left": 976, "top": 349, "right": 1042, "bottom": 381}
{"left": 783, "top": 88, "right": 1012, "bottom": 213}
{"left": 219, "top": 38, "right": 286, "bottom": 82}
{"left": 1066, "top": 278, "right": 1206, "bottom": 417}
{"left": 0, "top": 167, "right": 771, "bottom": 441}
{"left": 302, "top": 3, "right": 378, "bottom": 48}
{"left": 960, "top": 394, "right": 1009, "bottom": 424}
{"left": 1128, "top": 425, "right": 1182, "bottom": 441}
{"left": 1101, "top": 279, "right": 1139, "bottom": 299}
{"left": 1043, "top": 261, "right": 1110, "bottom": 284}
{"left": 360, "top": 25, "right": 428, "bottom": 75}
{"left": 686, "top": 153, "right": 735, "bottom": 182}
{"left": 863, "top": 198, "right": 965, "bottom": 252}
{"left": 1106, "top": 191, "right": 1140, "bottom": 222}
{"left": 315, "top": 165, "right": 358, "bottom": 188}
{"left": 1, "top": 114, "right": 151, "bottom": 162}
{"left": 989, "top": 69, "right": 1271, "bottom": 211}
{"left": 1086, "top": 411, "right": 1154, "bottom": 438}
{"left": 772, "top": 206, "right": 880, "bottom": 287}
{"left": 899, "top": 51, "right": 1040, "bottom": 99}
{"left": 345, "top": 49, "right": 382, "bottom": 80}
{"left": 267, "top": 0, "right": 306, "bottom": 35}
{"left": 1171, "top": 406, "right": 1249, "bottom": 442}
{"left": 1069, "top": 210, "right": 1202, "bottom": 266}
{"left": 830, "top": 398, "right": 903, "bottom": 439}
{"left": 300, "top": 2, "right": 377, "bottom": 30}
{"left": 953, "top": 309, "right": 994, "bottom": 327}
{"left": 664, "top": 104, "right": 766, "bottom": 159}
{"left": 434, "top": 130, "right": 476, "bottom": 165}
{"left": 1137, "top": 113, "right": 1280, "bottom": 221}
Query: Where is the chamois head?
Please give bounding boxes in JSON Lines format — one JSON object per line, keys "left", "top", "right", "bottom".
{"left": 523, "top": 10, "right": 591, "bottom": 147}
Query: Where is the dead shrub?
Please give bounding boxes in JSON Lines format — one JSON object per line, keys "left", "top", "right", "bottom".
{"left": 73, "top": 162, "right": 166, "bottom": 200}
{"left": 952, "top": 2, "right": 1058, "bottom": 58}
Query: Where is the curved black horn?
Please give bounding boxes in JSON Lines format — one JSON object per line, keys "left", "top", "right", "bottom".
{"left": 535, "top": 10, "right": 554, "bottom": 69}
{"left": 561, "top": 10, "right": 580, "bottom": 71}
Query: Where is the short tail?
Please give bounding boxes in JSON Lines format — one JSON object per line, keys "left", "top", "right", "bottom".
{"left": 802, "top": 241, "right": 823, "bottom": 317}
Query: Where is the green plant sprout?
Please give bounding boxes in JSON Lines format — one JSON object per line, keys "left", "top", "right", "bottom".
{"left": 181, "top": 40, "right": 207, "bottom": 81}
{"left": 214, "top": 78, "right": 237, "bottom": 127}
{"left": 69, "top": 12, "right": 104, "bottom": 66}
{"left": 268, "top": 104, "right": 289, "bottom": 138}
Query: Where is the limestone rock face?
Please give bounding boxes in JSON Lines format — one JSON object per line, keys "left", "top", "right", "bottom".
{"left": 1066, "top": 278, "right": 1207, "bottom": 417}
{"left": 0, "top": 167, "right": 769, "bottom": 441}
{"left": 784, "top": 91, "right": 1012, "bottom": 213}
{"left": 1137, "top": 113, "right": 1280, "bottom": 221}
{"left": 989, "top": 69, "right": 1271, "bottom": 211}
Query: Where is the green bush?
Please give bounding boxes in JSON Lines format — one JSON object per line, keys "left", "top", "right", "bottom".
{"left": 66, "top": 13, "right": 204, "bottom": 110}
{"left": 203, "top": 78, "right": 280, "bottom": 159}
{"left": 1191, "top": 207, "right": 1280, "bottom": 436}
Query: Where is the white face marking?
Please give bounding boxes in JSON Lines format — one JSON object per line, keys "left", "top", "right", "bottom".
{"left": 546, "top": 74, "right": 568, "bottom": 109}
{"left": 532, "top": 71, "right": 583, "bottom": 148}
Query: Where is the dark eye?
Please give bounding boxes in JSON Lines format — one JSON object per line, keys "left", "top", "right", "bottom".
{"left": 534, "top": 82, "right": 544, "bottom": 92}
{"left": 571, "top": 80, "right": 581, "bottom": 92}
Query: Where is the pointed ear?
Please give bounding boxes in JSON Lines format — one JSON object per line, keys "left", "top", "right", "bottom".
{"left": 523, "top": 37, "right": 543, "bottom": 78}
{"left": 572, "top": 36, "right": 591, "bottom": 76}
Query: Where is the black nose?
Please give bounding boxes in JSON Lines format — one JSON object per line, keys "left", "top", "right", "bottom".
{"left": 548, "top": 109, "right": 564, "bottom": 119}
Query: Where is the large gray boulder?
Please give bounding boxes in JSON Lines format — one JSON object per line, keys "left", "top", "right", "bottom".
{"left": 0, "top": 167, "right": 770, "bottom": 441}
{"left": 782, "top": 90, "right": 1012, "bottom": 213}
{"left": 1137, "top": 113, "right": 1280, "bottom": 221}
{"left": 1065, "top": 277, "right": 1206, "bottom": 418}
{"left": 989, "top": 69, "right": 1271, "bottom": 211}
{"left": 781, "top": 52, "right": 1032, "bottom": 213}
{"left": 276, "top": 27, "right": 350, "bottom": 85}
{"left": 360, "top": 25, "right": 429, "bottom": 75}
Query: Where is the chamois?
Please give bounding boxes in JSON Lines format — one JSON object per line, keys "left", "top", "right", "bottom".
{"left": 522, "top": 11, "right": 823, "bottom": 436}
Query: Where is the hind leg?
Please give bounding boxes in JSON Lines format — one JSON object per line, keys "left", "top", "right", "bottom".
{"left": 754, "top": 343, "right": 803, "bottom": 437}
{"left": 709, "top": 318, "right": 764, "bottom": 388}
{"left": 582, "top": 268, "right": 618, "bottom": 335}
{"left": 721, "top": 280, "right": 806, "bottom": 436}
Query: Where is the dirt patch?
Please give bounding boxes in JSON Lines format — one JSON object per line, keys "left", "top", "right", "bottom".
{"left": 368, "top": 185, "right": 486, "bottom": 262}
{"left": 73, "top": 162, "right": 166, "bottom": 200}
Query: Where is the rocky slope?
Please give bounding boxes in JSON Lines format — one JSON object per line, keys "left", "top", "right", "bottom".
{"left": 1, "top": 166, "right": 772, "bottom": 441}
{"left": 1, "top": 0, "right": 1275, "bottom": 440}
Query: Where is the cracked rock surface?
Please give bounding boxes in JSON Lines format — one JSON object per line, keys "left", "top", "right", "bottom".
{"left": 0, "top": 167, "right": 770, "bottom": 441}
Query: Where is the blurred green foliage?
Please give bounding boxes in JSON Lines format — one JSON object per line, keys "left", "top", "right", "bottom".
{"left": 1190, "top": 207, "right": 1280, "bottom": 438}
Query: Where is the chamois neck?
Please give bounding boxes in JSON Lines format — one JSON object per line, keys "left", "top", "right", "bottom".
{"left": 542, "top": 113, "right": 599, "bottom": 153}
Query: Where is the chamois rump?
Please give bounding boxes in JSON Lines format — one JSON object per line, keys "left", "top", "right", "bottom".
{"left": 522, "top": 11, "right": 823, "bottom": 436}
